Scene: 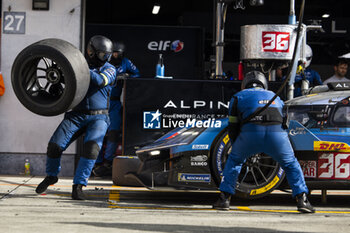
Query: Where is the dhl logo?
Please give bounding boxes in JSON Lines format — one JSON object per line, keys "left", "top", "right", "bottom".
{"left": 314, "top": 141, "right": 350, "bottom": 152}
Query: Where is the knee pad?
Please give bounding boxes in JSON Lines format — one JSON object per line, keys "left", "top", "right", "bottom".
{"left": 47, "top": 142, "right": 63, "bottom": 158}
{"left": 108, "top": 130, "right": 121, "bottom": 143}
{"left": 82, "top": 141, "right": 100, "bottom": 159}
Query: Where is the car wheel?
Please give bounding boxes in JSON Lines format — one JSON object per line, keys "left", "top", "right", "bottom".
{"left": 211, "top": 131, "right": 285, "bottom": 199}
{"left": 11, "top": 38, "right": 90, "bottom": 116}
{"left": 112, "top": 156, "right": 142, "bottom": 187}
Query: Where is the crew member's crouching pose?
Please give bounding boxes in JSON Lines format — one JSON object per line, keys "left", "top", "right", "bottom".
{"left": 35, "top": 35, "right": 116, "bottom": 200}
{"left": 213, "top": 71, "right": 315, "bottom": 213}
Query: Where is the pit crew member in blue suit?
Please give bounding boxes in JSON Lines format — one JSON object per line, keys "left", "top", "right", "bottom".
{"left": 35, "top": 35, "right": 117, "bottom": 200}
{"left": 291, "top": 45, "right": 322, "bottom": 97}
{"left": 93, "top": 41, "right": 140, "bottom": 177}
{"left": 213, "top": 71, "right": 315, "bottom": 213}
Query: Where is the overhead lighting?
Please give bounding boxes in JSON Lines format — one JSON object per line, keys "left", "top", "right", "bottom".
{"left": 322, "top": 14, "right": 330, "bottom": 18}
{"left": 152, "top": 4, "right": 160, "bottom": 14}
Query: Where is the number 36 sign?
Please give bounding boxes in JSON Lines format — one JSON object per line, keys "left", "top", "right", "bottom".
{"left": 2, "top": 12, "right": 26, "bottom": 34}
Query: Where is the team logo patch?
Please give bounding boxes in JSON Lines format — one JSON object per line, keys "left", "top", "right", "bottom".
{"left": 258, "top": 100, "right": 275, "bottom": 104}
{"left": 104, "top": 68, "right": 116, "bottom": 77}
{"left": 143, "top": 110, "right": 162, "bottom": 129}
{"left": 171, "top": 40, "right": 184, "bottom": 52}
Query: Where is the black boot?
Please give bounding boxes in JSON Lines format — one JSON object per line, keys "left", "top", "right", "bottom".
{"left": 35, "top": 176, "right": 58, "bottom": 194}
{"left": 92, "top": 160, "right": 112, "bottom": 177}
{"left": 212, "top": 192, "right": 231, "bottom": 211}
{"left": 296, "top": 193, "right": 315, "bottom": 213}
{"left": 72, "top": 184, "right": 86, "bottom": 200}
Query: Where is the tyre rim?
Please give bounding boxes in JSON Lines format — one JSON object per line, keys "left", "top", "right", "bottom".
{"left": 222, "top": 147, "right": 279, "bottom": 188}
{"left": 22, "top": 57, "right": 65, "bottom": 105}
{"left": 238, "top": 153, "right": 279, "bottom": 188}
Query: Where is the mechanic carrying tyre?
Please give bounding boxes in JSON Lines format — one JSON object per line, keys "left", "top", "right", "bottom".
{"left": 212, "top": 71, "right": 315, "bottom": 213}
{"left": 93, "top": 41, "right": 140, "bottom": 177}
{"left": 35, "top": 35, "right": 117, "bottom": 200}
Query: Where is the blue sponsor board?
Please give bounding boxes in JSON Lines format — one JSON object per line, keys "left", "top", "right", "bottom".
{"left": 178, "top": 173, "right": 211, "bottom": 183}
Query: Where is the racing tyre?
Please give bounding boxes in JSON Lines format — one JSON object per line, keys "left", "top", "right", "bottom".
{"left": 112, "top": 156, "right": 142, "bottom": 187}
{"left": 211, "top": 131, "right": 285, "bottom": 199}
{"left": 11, "top": 38, "right": 90, "bottom": 116}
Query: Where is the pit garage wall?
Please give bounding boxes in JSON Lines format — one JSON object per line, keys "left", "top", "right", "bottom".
{"left": 0, "top": 0, "right": 83, "bottom": 175}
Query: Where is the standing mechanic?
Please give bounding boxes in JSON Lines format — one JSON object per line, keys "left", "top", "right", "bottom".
{"left": 35, "top": 35, "right": 116, "bottom": 200}
{"left": 93, "top": 41, "right": 140, "bottom": 177}
{"left": 212, "top": 71, "right": 315, "bottom": 213}
{"left": 293, "top": 45, "right": 322, "bottom": 97}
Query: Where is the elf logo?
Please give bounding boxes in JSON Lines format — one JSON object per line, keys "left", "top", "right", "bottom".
{"left": 148, "top": 40, "right": 184, "bottom": 52}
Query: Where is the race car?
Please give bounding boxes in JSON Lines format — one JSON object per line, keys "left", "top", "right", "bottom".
{"left": 124, "top": 82, "right": 350, "bottom": 199}
{"left": 286, "top": 82, "right": 350, "bottom": 190}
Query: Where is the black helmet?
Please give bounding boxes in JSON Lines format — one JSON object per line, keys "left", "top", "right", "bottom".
{"left": 241, "top": 71, "right": 268, "bottom": 90}
{"left": 110, "top": 41, "right": 126, "bottom": 66}
{"left": 86, "top": 35, "right": 113, "bottom": 67}
{"left": 113, "top": 41, "right": 125, "bottom": 55}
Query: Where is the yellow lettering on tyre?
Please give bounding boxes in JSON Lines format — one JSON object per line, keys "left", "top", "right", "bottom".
{"left": 249, "top": 175, "right": 280, "bottom": 195}
{"left": 223, "top": 134, "right": 230, "bottom": 144}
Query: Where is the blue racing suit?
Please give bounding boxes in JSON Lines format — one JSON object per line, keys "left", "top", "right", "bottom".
{"left": 219, "top": 87, "right": 309, "bottom": 197}
{"left": 293, "top": 68, "right": 322, "bottom": 97}
{"left": 96, "top": 57, "right": 140, "bottom": 163}
{"left": 46, "top": 62, "right": 116, "bottom": 186}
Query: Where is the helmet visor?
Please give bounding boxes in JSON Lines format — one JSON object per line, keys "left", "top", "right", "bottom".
{"left": 86, "top": 44, "right": 95, "bottom": 58}
{"left": 97, "top": 51, "right": 111, "bottom": 62}
{"left": 87, "top": 43, "right": 111, "bottom": 62}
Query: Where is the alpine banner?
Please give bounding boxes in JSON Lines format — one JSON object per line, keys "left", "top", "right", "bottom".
{"left": 122, "top": 78, "right": 283, "bottom": 155}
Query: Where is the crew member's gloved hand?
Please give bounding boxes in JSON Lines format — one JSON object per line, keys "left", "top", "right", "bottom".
{"left": 116, "top": 73, "right": 130, "bottom": 80}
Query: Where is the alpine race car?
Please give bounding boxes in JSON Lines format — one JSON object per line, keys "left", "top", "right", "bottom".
{"left": 123, "top": 82, "right": 350, "bottom": 199}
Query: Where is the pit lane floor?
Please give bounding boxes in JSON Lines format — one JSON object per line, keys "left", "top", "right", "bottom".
{"left": 1, "top": 176, "right": 350, "bottom": 233}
